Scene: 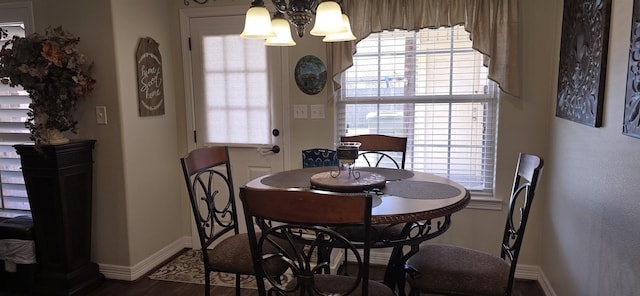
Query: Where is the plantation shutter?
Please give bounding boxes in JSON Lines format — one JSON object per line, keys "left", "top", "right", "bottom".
{"left": 0, "top": 24, "right": 31, "bottom": 216}
{"left": 336, "top": 27, "right": 497, "bottom": 194}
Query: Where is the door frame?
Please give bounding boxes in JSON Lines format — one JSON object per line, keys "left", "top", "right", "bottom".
{"left": 179, "top": 5, "right": 291, "bottom": 166}
{"left": 179, "top": 5, "right": 292, "bottom": 246}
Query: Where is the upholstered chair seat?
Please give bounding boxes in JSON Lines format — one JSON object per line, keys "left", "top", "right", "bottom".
{"left": 207, "top": 233, "right": 290, "bottom": 276}
{"left": 405, "top": 243, "right": 510, "bottom": 296}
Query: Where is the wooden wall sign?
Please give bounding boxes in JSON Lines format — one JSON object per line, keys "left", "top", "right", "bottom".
{"left": 136, "top": 37, "right": 165, "bottom": 116}
{"left": 556, "top": 0, "right": 611, "bottom": 127}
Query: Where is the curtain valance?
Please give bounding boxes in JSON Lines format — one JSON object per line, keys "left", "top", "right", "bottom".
{"left": 327, "top": 0, "right": 520, "bottom": 98}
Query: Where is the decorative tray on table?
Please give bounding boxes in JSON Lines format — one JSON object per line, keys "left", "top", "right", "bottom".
{"left": 310, "top": 170, "right": 386, "bottom": 193}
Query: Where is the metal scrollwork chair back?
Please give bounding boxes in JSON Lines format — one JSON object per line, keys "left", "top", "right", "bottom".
{"left": 338, "top": 134, "right": 409, "bottom": 287}
{"left": 340, "top": 134, "right": 407, "bottom": 169}
{"left": 404, "top": 153, "right": 544, "bottom": 296}
{"left": 240, "top": 187, "right": 396, "bottom": 296}
{"left": 180, "top": 146, "right": 260, "bottom": 296}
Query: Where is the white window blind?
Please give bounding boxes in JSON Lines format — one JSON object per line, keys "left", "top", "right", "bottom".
{"left": 0, "top": 23, "right": 31, "bottom": 217}
{"left": 337, "top": 26, "right": 497, "bottom": 194}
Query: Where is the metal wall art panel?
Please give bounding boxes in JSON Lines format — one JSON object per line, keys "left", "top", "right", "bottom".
{"left": 624, "top": 0, "right": 640, "bottom": 138}
{"left": 556, "top": 0, "right": 611, "bottom": 127}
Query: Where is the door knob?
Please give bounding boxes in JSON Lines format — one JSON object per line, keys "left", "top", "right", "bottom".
{"left": 270, "top": 145, "right": 280, "bottom": 154}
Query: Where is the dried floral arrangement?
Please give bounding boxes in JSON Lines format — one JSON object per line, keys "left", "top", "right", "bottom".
{"left": 0, "top": 26, "right": 95, "bottom": 145}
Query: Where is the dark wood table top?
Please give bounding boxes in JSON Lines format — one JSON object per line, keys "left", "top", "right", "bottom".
{"left": 244, "top": 167, "right": 470, "bottom": 224}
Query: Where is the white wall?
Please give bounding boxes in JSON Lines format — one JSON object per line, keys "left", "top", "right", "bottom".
{"left": 110, "top": 0, "right": 184, "bottom": 265}
{"left": 23, "top": 0, "right": 185, "bottom": 268}
{"left": 25, "top": 0, "right": 132, "bottom": 265}
{"left": 543, "top": 0, "right": 640, "bottom": 294}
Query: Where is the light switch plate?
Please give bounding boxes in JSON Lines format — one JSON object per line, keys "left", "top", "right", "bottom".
{"left": 310, "top": 104, "right": 325, "bottom": 119}
{"left": 293, "top": 104, "right": 308, "bottom": 119}
{"left": 96, "top": 106, "right": 108, "bottom": 125}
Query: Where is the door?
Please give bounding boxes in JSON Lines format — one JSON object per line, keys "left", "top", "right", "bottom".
{"left": 182, "top": 7, "right": 290, "bottom": 242}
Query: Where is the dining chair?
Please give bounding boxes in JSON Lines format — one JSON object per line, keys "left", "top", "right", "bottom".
{"left": 339, "top": 134, "right": 409, "bottom": 287}
{"left": 302, "top": 148, "right": 339, "bottom": 168}
{"left": 180, "top": 146, "right": 286, "bottom": 296}
{"left": 403, "top": 153, "right": 544, "bottom": 296}
{"left": 340, "top": 134, "right": 408, "bottom": 169}
{"left": 239, "top": 187, "right": 395, "bottom": 296}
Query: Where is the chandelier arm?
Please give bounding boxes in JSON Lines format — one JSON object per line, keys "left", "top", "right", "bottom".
{"left": 272, "top": 0, "right": 289, "bottom": 13}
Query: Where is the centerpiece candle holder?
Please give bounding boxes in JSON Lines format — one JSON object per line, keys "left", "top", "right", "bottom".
{"left": 332, "top": 142, "right": 361, "bottom": 179}
{"left": 311, "top": 141, "right": 386, "bottom": 192}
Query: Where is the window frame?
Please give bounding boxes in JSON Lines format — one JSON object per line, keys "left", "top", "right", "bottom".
{"left": 335, "top": 27, "right": 501, "bottom": 209}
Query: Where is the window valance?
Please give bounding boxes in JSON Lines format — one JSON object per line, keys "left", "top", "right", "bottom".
{"left": 327, "top": 0, "right": 520, "bottom": 98}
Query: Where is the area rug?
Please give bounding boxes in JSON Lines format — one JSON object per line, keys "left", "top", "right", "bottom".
{"left": 148, "top": 249, "right": 262, "bottom": 289}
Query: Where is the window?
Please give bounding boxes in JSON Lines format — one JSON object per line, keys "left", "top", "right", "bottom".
{"left": 337, "top": 26, "right": 497, "bottom": 195}
{"left": 187, "top": 14, "right": 279, "bottom": 147}
{"left": 0, "top": 23, "right": 32, "bottom": 217}
{"left": 200, "top": 35, "right": 270, "bottom": 145}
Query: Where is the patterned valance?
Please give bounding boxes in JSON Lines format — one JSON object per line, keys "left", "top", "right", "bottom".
{"left": 327, "top": 0, "right": 520, "bottom": 98}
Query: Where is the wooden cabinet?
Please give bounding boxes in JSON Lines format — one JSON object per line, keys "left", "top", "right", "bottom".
{"left": 14, "top": 140, "right": 104, "bottom": 295}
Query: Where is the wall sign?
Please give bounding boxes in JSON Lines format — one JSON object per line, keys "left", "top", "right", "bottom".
{"left": 136, "top": 37, "right": 165, "bottom": 116}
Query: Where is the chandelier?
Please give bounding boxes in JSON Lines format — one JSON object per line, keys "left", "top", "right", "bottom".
{"left": 240, "top": 0, "right": 355, "bottom": 46}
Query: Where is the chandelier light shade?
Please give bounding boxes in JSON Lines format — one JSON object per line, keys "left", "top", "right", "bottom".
{"left": 309, "top": 1, "right": 346, "bottom": 36}
{"left": 240, "top": 4, "right": 274, "bottom": 39}
{"left": 265, "top": 13, "right": 296, "bottom": 46}
{"left": 241, "top": 0, "right": 354, "bottom": 46}
{"left": 322, "top": 14, "right": 356, "bottom": 42}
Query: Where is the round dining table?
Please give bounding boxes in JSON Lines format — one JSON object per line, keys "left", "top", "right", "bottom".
{"left": 243, "top": 166, "right": 470, "bottom": 295}
{"left": 244, "top": 166, "right": 470, "bottom": 225}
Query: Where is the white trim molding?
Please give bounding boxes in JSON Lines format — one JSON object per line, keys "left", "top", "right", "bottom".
{"left": 516, "top": 264, "right": 557, "bottom": 296}
{"left": 98, "top": 236, "right": 191, "bottom": 281}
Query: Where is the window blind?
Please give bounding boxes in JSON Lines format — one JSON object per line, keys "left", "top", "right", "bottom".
{"left": 0, "top": 24, "right": 31, "bottom": 217}
{"left": 337, "top": 26, "right": 497, "bottom": 194}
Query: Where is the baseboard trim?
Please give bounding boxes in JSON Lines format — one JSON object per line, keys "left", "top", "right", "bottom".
{"left": 516, "top": 264, "right": 557, "bottom": 296}
{"left": 98, "top": 236, "right": 191, "bottom": 281}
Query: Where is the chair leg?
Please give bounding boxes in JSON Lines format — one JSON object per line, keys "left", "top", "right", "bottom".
{"left": 397, "top": 271, "right": 407, "bottom": 296}
{"left": 408, "top": 287, "right": 419, "bottom": 296}
{"left": 383, "top": 245, "right": 404, "bottom": 288}
{"left": 342, "top": 248, "right": 349, "bottom": 275}
{"left": 235, "top": 273, "right": 241, "bottom": 296}
{"left": 316, "top": 246, "right": 333, "bottom": 274}
{"left": 255, "top": 270, "right": 267, "bottom": 296}
{"left": 204, "top": 271, "right": 211, "bottom": 296}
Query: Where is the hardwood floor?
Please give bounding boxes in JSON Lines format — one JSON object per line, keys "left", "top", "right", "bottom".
{"left": 96, "top": 279, "right": 544, "bottom": 296}
{"left": 0, "top": 267, "right": 546, "bottom": 296}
